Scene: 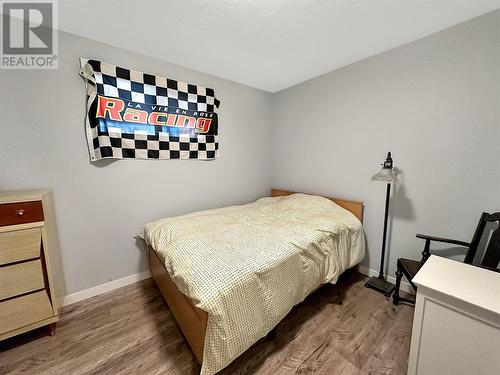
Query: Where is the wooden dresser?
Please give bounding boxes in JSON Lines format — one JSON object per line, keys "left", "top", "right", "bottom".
{"left": 0, "top": 190, "right": 60, "bottom": 341}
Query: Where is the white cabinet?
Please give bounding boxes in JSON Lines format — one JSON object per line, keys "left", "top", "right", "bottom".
{"left": 407, "top": 255, "right": 500, "bottom": 375}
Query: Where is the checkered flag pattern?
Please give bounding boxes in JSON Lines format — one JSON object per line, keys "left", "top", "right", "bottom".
{"left": 80, "top": 58, "right": 220, "bottom": 161}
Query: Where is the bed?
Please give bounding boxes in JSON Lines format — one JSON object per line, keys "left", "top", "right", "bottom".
{"left": 141, "top": 189, "right": 365, "bottom": 375}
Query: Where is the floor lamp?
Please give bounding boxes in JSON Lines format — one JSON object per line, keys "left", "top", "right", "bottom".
{"left": 365, "top": 152, "right": 398, "bottom": 296}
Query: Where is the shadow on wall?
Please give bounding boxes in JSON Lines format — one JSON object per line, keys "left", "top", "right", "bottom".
{"left": 363, "top": 231, "right": 371, "bottom": 269}
{"left": 391, "top": 184, "right": 415, "bottom": 222}
{"left": 134, "top": 235, "right": 149, "bottom": 272}
{"left": 428, "top": 218, "right": 498, "bottom": 265}
{"left": 91, "top": 158, "right": 118, "bottom": 168}
{"left": 432, "top": 246, "right": 469, "bottom": 262}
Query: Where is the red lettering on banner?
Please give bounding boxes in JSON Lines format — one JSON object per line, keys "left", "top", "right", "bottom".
{"left": 96, "top": 95, "right": 214, "bottom": 133}
{"left": 123, "top": 108, "right": 148, "bottom": 123}
{"left": 149, "top": 112, "right": 167, "bottom": 125}
{"left": 166, "top": 114, "right": 177, "bottom": 126}
{"left": 176, "top": 115, "right": 196, "bottom": 128}
{"left": 196, "top": 118, "right": 212, "bottom": 133}
{"left": 96, "top": 96, "right": 124, "bottom": 121}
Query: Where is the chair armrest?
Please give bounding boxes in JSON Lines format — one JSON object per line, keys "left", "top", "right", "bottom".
{"left": 416, "top": 234, "right": 470, "bottom": 247}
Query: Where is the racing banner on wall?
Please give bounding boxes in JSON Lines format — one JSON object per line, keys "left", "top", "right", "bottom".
{"left": 79, "top": 58, "right": 220, "bottom": 161}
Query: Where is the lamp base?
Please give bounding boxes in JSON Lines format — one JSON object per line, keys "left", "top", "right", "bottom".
{"left": 364, "top": 276, "right": 395, "bottom": 296}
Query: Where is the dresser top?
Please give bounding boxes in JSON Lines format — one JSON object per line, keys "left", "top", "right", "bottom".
{"left": 0, "top": 190, "right": 51, "bottom": 204}
{"left": 413, "top": 255, "right": 500, "bottom": 315}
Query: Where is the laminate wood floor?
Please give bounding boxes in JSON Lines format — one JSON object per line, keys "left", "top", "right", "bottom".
{"left": 0, "top": 272, "right": 414, "bottom": 375}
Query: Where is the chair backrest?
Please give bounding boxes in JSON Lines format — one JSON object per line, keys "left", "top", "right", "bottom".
{"left": 464, "top": 212, "right": 500, "bottom": 270}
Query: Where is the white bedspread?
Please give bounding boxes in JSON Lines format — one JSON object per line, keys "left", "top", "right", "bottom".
{"left": 141, "top": 193, "right": 365, "bottom": 375}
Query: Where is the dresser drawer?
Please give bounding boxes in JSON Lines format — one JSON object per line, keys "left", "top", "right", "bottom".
{"left": 0, "top": 201, "right": 44, "bottom": 227}
{"left": 0, "top": 260, "right": 45, "bottom": 300}
{"left": 0, "top": 228, "right": 42, "bottom": 266}
{"left": 0, "top": 290, "right": 53, "bottom": 335}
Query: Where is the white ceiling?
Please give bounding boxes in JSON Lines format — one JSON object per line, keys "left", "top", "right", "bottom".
{"left": 59, "top": 0, "right": 500, "bottom": 92}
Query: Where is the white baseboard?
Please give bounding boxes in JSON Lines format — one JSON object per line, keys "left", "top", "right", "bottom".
{"left": 57, "top": 265, "right": 411, "bottom": 309}
{"left": 357, "top": 265, "right": 414, "bottom": 294}
{"left": 57, "top": 270, "right": 152, "bottom": 308}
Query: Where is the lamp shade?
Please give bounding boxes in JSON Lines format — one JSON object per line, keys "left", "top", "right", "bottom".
{"left": 371, "top": 168, "right": 398, "bottom": 183}
{"left": 371, "top": 152, "right": 398, "bottom": 183}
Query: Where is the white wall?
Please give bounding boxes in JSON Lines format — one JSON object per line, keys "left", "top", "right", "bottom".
{"left": 1, "top": 11, "right": 498, "bottom": 298}
{"left": 0, "top": 31, "right": 273, "bottom": 296}
{"left": 271, "top": 10, "right": 500, "bottom": 277}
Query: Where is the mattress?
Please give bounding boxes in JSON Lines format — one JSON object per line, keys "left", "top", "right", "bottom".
{"left": 140, "top": 193, "right": 365, "bottom": 375}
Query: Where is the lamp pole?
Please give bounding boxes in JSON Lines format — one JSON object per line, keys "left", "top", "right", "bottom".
{"left": 378, "top": 182, "right": 391, "bottom": 279}
{"left": 365, "top": 152, "right": 397, "bottom": 296}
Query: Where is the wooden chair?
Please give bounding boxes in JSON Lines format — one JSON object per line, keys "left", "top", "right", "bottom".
{"left": 393, "top": 212, "right": 500, "bottom": 305}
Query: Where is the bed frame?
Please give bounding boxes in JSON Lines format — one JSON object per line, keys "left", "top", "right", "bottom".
{"left": 148, "top": 189, "right": 363, "bottom": 363}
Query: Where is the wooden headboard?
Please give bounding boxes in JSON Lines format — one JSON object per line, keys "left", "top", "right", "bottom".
{"left": 271, "top": 189, "right": 364, "bottom": 222}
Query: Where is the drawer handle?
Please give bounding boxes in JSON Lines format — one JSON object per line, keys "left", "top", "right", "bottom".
{"left": 16, "top": 209, "right": 25, "bottom": 217}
